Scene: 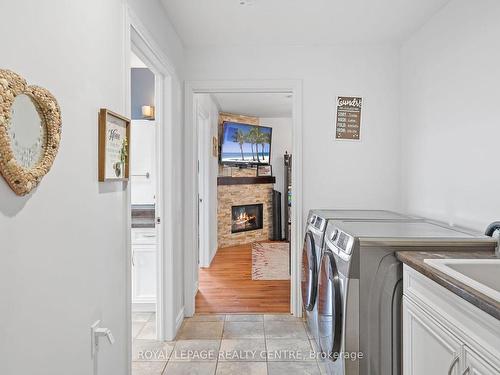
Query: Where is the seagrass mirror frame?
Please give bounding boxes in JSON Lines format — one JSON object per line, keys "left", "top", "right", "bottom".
{"left": 0, "top": 69, "right": 62, "bottom": 196}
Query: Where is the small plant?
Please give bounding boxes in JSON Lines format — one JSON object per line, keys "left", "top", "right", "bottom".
{"left": 120, "top": 137, "right": 128, "bottom": 164}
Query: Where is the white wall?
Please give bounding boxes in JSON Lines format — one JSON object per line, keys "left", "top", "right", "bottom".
{"left": 400, "top": 0, "right": 500, "bottom": 231}
{"left": 127, "top": 0, "right": 185, "bottom": 76}
{"left": 260, "top": 117, "right": 293, "bottom": 237}
{"left": 186, "top": 45, "right": 403, "bottom": 225}
{"left": 0, "top": 1, "right": 184, "bottom": 374}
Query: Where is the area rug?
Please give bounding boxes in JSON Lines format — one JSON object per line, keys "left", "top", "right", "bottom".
{"left": 252, "top": 242, "right": 290, "bottom": 280}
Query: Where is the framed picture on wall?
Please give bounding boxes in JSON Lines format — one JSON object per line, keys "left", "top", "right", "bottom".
{"left": 335, "top": 96, "right": 362, "bottom": 141}
{"left": 98, "top": 108, "right": 131, "bottom": 182}
{"left": 257, "top": 165, "right": 272, "bottom": 177}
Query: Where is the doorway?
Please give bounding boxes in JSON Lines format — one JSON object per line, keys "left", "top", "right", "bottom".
{"left": 184, "top": 81, "right": 303, "bottom": 318}
{"left": 129, "top": 50, "right": 160, "bottom": 342}
{"left": 126, "top": 8, "right": 179, "bottom": 347}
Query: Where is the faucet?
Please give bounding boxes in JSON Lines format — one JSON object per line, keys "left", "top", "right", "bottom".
{"left": 484, "top": 221, "right": 500, "bottom": 257}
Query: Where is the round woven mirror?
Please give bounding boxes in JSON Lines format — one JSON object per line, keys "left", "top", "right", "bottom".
{"left": 0, "top": 69, "right": 62, "bottom": 195}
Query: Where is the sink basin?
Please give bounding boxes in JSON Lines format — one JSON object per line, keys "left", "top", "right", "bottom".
{"left": 424, "top": 259, "right": 500, "bottom": 303}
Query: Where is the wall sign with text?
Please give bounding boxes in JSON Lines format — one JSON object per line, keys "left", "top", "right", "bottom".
{"left": 335, "top": 96, "right": 362, "bottom": 140}
{"left": 98, "top": 108, "right": 131, "bottom": 181}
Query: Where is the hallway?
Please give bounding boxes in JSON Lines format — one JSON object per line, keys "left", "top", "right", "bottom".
{"left": 195, "top": 244, "right": 290, "bottom": 314}
{"left": 132, "top": 314, "right": 324, "bottom": 375}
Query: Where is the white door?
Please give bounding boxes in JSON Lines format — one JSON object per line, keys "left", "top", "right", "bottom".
{"left": 463, "top": 347, "right": 499, "bottom": 375}
{"left": 403, "top": 297, "right": 462, "bottom": 375}
{"left": 197, "top": 108, "right": 210, "bottom": 267}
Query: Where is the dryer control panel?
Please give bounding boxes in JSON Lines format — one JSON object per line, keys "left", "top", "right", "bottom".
{"left": 336, "top": 232, "right": 352, "bottom": 253}
{"left": 326, "top": 225, "right": 354, "bottom": 260}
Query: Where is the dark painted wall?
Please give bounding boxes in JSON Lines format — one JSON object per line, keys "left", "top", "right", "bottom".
{"left": 131, "top": 68, "right": 154, "bottom": 120}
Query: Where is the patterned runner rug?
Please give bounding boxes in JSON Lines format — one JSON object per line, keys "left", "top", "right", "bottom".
{"left": 252, "top": 242, "right": 290, "bottom": 280}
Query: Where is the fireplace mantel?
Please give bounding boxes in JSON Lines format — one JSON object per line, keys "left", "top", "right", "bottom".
{"left": 217, "top": 176, "right": 276, "bottom": 186}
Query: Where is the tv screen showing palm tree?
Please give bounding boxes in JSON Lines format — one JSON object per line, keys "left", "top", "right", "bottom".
{"left": 220, "top": 122, "right": 272, "bottom": 165}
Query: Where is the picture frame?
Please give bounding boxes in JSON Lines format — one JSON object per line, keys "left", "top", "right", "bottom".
{"left": 98, "top": 108, "right": 131, "bottom": 182}
{"left": 335, "top": 96, "right": 363, "bottom": 141}
{"left": 257, "top": 165, "right": 272, "bottom": 177}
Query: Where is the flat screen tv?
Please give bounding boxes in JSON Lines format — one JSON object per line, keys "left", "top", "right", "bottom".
{"left": 220, "top": 121, "right": 272, "bottom": 166}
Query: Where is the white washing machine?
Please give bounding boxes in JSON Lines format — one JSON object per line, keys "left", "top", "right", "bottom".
{"left": 301, "top": 210, "right": 419, "bottom": 349}
{"left": 317, "top": 220, "right": 496, "bottom": 375}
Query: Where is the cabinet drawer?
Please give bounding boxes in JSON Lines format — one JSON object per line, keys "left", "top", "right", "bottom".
{"left": 132, "top": 228, "right": 157, "bottom": 244}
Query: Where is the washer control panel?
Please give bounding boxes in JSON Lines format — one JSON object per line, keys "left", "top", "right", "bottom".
{"left": 314, "top": 216, "right": 325, "bottom": 231}
{"left": 308, "top": 214, "right": 327, "bottom": 232}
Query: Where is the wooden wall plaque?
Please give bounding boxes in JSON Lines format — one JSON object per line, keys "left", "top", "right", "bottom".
{"left": 98, "top": 108, "right": 131, "bottom": 181}
{"left": 335, "top": 96, "right": 362, "bottom": 140}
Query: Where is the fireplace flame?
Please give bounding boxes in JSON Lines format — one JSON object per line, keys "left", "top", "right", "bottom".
{"left": 234, "top": 211, "right": 256, "bottom": 225}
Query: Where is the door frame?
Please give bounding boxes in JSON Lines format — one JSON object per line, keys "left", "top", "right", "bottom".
{"left": 184, "top": 80, "right": 304, "bottom": 317}
{"left": 124, "top": 5, "right": 178, "bottom": 348}
{"left": 196, "top": 103, "right": 211, "bottom": 268}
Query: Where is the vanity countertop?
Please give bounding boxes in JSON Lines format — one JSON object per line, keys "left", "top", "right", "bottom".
{"left": 131, "top": 204, "right": 155, "bottom": 228}
{"left": 397, "top": 250, "right": 499, "bottom": 320}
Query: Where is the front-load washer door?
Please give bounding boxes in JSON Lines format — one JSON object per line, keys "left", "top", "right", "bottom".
{"left": 318, "top": 250, "right": 342, "bottom": 360}
{"left": 301, "top": 231, "right": 317, "bottom": 311}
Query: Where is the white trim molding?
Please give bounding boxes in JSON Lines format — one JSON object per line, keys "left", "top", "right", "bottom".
{"left": 176, "top": 307, "right": 185, "bottom": 333}
{"left": 125, "top": 5, "right": 179, "bottom": 345}
{"left": 183, "top": 80, "right": 304, "bottom": 318}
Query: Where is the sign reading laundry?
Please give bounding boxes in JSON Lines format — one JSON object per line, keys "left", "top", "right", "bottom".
{"left": 335, "top": 96, "right": 362, "bottom": 140}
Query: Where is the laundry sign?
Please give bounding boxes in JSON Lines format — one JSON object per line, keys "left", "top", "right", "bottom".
{"left": 335, "top": 96, "right": 362, "bottom": 140}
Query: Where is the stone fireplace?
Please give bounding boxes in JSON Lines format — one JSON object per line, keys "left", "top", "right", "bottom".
{"left": 231, "top": 204, "right": 263, "bottom": 233}
{"left": 217, "top": 174, "right": 274, "bottom": 249}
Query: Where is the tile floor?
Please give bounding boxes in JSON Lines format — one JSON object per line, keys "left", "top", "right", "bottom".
{"left": 132, "top": 313, "right": 326, "bottom": 375}
{"left": 133, "top": 312, "right": 157, "bottom": 341}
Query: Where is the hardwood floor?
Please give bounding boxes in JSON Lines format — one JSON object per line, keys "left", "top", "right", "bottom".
{"left": 195, "top": 243, "right": 291, "bottom": 314}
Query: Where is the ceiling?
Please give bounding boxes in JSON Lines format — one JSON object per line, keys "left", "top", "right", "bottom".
{"left": 212, "top": 92, "right": 293, "bottom": 118}
{"left": 161, "top": 0, "right": 451, "bottom": 47}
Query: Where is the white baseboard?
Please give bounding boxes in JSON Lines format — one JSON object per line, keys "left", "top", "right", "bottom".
{"left": 175, "top": 307, "right": 185, "bottom": 333}
{"left": 193, "top": 281, "right": 199, "bottom": 299}
{"left": 208, "top": 247, "right": 217, "bottom": 266}
{"left": 132, "top": 302, "right": 156, "bottom": 312}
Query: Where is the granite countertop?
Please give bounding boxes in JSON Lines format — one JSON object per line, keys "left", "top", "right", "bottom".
{"left": 397, "top": 250, "right": 499, "bottom": 320}
{"left": 131, "top": 204, "right": 155, "bottom": 228}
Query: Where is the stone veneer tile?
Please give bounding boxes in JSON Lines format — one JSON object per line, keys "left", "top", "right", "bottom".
{"left": 217, "top": 183, "right": 273, "bottom": 248}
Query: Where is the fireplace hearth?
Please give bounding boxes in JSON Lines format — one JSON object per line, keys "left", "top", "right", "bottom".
{"left": 231, "top": 204, "right": 264, "bottom": 233}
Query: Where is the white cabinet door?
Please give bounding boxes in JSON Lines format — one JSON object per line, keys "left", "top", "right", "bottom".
{"left": 403, "top": 296, "right": 462, "bottom": 375}
{"left": 463, "top": 347, "right": 500, "bottom": 375}
{"left": 132, "top": 245, "right": 157, "bottom": 305}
